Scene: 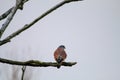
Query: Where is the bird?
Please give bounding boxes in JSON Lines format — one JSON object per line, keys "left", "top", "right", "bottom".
{"left": 54, "top": 45, "right": 67, "bottom": 68}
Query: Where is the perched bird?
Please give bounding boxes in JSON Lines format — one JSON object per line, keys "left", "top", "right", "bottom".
{"left": 54, "top": 45, "right": 67, "bottom": 68}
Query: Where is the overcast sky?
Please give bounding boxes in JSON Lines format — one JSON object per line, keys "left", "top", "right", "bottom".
{"left": 0, "top": 0, "right": 120, "bottom": 80}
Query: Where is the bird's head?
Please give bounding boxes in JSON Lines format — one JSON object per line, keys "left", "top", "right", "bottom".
{"left": 59, "top": 45, "right": 66, "bottom": 49}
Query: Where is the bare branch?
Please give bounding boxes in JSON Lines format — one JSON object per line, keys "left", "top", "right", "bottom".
{"left": 0, "top": 0, "right": 29, "bottom": 21}
{"left": 0, "top": 7, "right": 13, "bottom": 21}
{"left": 17, "top": 0, "right": 29, "bottom": 10}
{"left": 0, "top": 0, "right": 22, "bottom": 38}
{"left": 0, "top": 0, "right": 83, "bottom": 46}
{"left": 21, "top": 66, "right": 26, "bottom": 80}
{"left": 0, "top": 0, "right": 29, "bottom": 39}
{"left": 0, "top": 57, "right": 77, "bottom": 68}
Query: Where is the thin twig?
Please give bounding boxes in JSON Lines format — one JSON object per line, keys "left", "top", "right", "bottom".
{"left": 0, "top": 57, "right": 77, "bottom": 68}
{"left": 0, "top": 7, "right": 13, "bottom": 21}
{"left": 21, "top": 66, "right": 26, "bottom": 80}
{"left": 0, "top": 0, "right": 83, "bottom": 46}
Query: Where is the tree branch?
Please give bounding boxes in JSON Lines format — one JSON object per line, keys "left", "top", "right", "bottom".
{"left": 0, "top": 0, "right": 22, "bottom": 39}
{"left": 0, "top": 7, "right": 13, "bottom": 21}
{"left": 0, "top": 0, "right": 29, "bottom": 39}
{"left": 0, "top": 0, "right": 29, "bottom": 21}
{"left": 21, "top": 66, "right": 26, "bottom": 80}
{"left": 0, "top": 57, "right": 77, "bottom": 68}
{"left": 0, "top": 0, "right": 83, "bottom": 46}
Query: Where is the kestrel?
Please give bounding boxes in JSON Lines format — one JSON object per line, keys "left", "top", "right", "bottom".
{"left": 54, "top": 45, "right": 67, "bottom": 68}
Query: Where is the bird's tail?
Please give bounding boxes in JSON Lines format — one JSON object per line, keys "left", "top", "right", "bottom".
{"left": 57, "top": 56, "right": 63, "bottom": 64}
{"left": 57, "top": 63, "right": 61, "bottom": 69}
{"left": 56, "top": 56, "right": 63, "bottom": 69}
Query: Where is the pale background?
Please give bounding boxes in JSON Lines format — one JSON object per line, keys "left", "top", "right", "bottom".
{"left": 0, "top": 0, "right": 120, "bottom": 80}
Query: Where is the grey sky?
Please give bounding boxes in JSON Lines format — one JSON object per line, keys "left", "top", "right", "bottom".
{"left": 0, "top": 0, "right": 120, "bottom": 80}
